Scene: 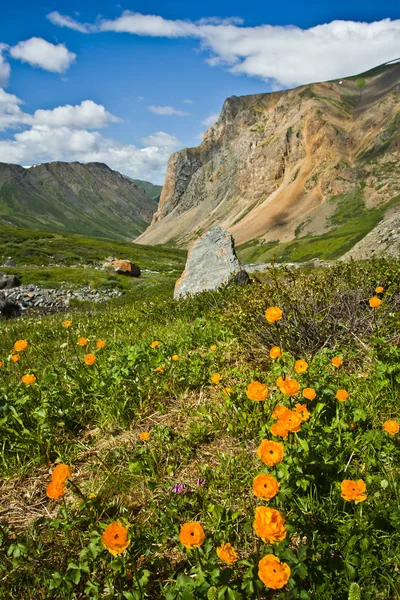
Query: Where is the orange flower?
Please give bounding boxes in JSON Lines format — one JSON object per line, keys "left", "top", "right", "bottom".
{"left": 383, "top": 420, "right": 399, "bottom": 435}
{"left": 269, "top": 346, "right": 281, "bottom": 359}
{"left": 84, "top": 353, "right": 96, "bottom": 365}
{"left": 77, "top": 337, "right": 88, "bottom": 346}
{"left": 253, "top": 506, "right": 287, "bottom": 543}
{"left": 247, "top": 381, "right": 269, "bottom": 401}
{"left": 154, "top": 366, "right": 164, "bottom": 374}
{"left": 150, "top": 340, "right": 160, "bottom": 348}
{"left": 13, "top": 340, "right": 28, "bottom": 352}
{"left": 295, "top": 403, "right": 310, "bottom": 422}
{"left": 258, "top": 554, "right": 291, "bottom": 590}
{"left": 139, "top": 432, "right": 150, "bottom": 441}
{"left": 257, "top": 440, "right": 284, "bottom": 466}
{"left": 11, "top": 354, "right": 20, "bottom": 363}
{"left": 210, "top": 344, "right": 217, "bottom": 351}
{"left": 211, "top": 373, "right": 222, "bottom": 384}
{"left": 336, "top": 389, "right": 349, "bottom": 402}
{"left": 341, "top": 479, "right": 367, "bottom": 503}
{"left": 223, "top": 387, "right": 232, "bottom": 396}
{"left": 375, "top": 286, "right": 384, "bottom": 293}
{"left": 22, "top": 374, "right": 36, "bottom": 385}
{"left": 52, "top": 464, "right": 72, "bottom": 484}
{"left": 272, "top": 405, "right": 290, "bottom": 420}
{"left": 0, "top": 361, "right": 3, "bottom": 367}
{"left": 179, "top": 522, "right": 205, "bottom": 549}
{"left": 294, "top": 359, "right": 308, "bottom": 374}
{"left": 277, "top": 377, "right": 300, "bottom": 396}
{"left": 369, "top": 296, "right": 381, "bottom": 308}
{"left": 96, "top": 340, "right": 106, "bottom": 349}
{"left": 46, "top": 481, "right": 66, "bottom": 499}
{"left": 302, "top": 387, "right": 316, "bottom": 401}
{"left": 265, "top": 306, "right": 283, "bottom": 323}
{"left": 279, "top": 410, "right": 302, "bottom": 433}
{"left": 253, "top": 474, "right": 280, "bottom": 500}
{"left": 332, "top": 356, "right": 343, "bottom": 368}
{"left": 172, "top": 354, "right": 179, "bottom": 361}
{"left": 102, "top": 521, "right": 131, "bottom": 555}
{"left": 270, "top": 420, "right": 289, "bottom": 438}
{"left": 63, "top": 320, "right": 72, "bottom": 328}
{"left": 216, "top": 542, "right": 238, "bottom": 565}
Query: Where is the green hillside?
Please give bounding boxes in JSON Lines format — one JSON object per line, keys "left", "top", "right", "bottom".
{"left": 132, "top": 179, "right": 163, "bottom": 201}
{"left": 0, "top": 162, "right": 159, "bottom": 241}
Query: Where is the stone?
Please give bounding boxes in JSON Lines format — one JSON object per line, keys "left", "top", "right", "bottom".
{"left": 103, "top": 259, "right": 141, "bottom": 277}
{"left": 174, "top": 227, "right": 249, "bottom": 299}
{"left": 0, "top": 274, "right": 21, "bottom": 290}
{"left": 3, "top": 258, "right": 17, "bottom": 267}
{"left": 0, "top": 295, "right": 22, "bottom": 319}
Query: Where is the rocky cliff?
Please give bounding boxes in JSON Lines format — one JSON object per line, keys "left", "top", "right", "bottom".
{"left": 0, "top": 161, "right": 158, "bottom": 241}
{"left": 136, "top": 60, "right": 400, "bottom": 255}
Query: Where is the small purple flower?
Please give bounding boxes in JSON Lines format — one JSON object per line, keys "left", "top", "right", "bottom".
{"left": 196, "top": 478, "right": 206, "bottom": 487}
{"left": 173, "top": 483, "right": 186, "bottom": 494}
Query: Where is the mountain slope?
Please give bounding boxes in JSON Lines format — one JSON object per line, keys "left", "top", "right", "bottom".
{"left": 132, "top": 179, "right": 163, "bottom": 202}
{"left": 136, "top": 60, "right": 400, "bottom": 257}
{"left": 0, "top": 162, "right": 158, "bottom": 241}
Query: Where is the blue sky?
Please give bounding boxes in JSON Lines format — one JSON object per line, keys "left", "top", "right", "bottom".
{"left": 0, "top": 0, "right": 399, "bottom": 183}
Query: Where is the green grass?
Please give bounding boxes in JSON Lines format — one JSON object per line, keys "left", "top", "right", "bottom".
{"left": 0, "top": 259, "right": 399, "bottom": 599}
{"left": 0, "top": 224, "right": 186, "bottom": 270}
{"left": 237, "top": 192, "right": 400, "bottom": 264}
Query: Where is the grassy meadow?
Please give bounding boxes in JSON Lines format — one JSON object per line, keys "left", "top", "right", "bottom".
{"left": 0, "top": 256, "right": 399, "bottom": 599}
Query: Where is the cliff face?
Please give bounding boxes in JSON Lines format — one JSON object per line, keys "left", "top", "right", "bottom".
{"left": 0, "top": 161, "right": 158, "bottom": 240}
{"left": 136, "top": 61, "right": 400, "bottom": 248}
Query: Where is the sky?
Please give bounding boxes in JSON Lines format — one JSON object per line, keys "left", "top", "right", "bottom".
{"left": 0, "top": 1, "right": 399, "bottom": 183}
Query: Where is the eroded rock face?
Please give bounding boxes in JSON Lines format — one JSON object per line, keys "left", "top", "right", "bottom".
{"left": 174, "top": 227, "right": 249, "bottom": 299}
{"left": 136, "top": 62, "right": 400, "bottom": 249}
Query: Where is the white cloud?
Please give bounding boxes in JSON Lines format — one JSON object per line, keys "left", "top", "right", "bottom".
{"left": 140, "top": 131, "right": 181, "bottom": 148}
{"left": 183, "top": 98, "right": 194, "bottom": 104}
{"left": 148, "top": 105, "right": 190, "bottom": 116}
{"left": 0, "top": 45, "right": 10, "bottom": 87}
{"left": 0, "top": 88, "right": 32, "bottom": 130}
{"left": 33, "top": 100, "right": 119, "bottom": 129}
{"left": 48, "top": 11, "right": 400, "bottom": 87}
{"left": 47, "top": 11, "right": 91, "bottom": 34}
{"left": 0, "top": 91, "right": 181, "bottom": 183}
{"left": 9, "top": 38, "right": 76, "bottom": 73}
{"left": 201, "top": 113, "right": 219, "bottom": 128}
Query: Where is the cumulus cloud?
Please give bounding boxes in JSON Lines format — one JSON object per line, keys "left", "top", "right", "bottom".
{"left": 0, "top": 45, "right": 10, "bottom": 87}
{"left": 148, "top": 105, "right": 190, "bottom": 116}
{"left": 0, "top": 88, "right": 32, "bottom": 130}
{"left": 48, "top": 11, "right": 400, "bottom": 87}
{"left": 33, "top": 100, "right": 119, "bottom": 129}
{"left": 9, "top": 38, "right": 76, "bottom": 73}
{"left": 201, "top": 113, "right": 219, "bottom": 128}
{"left": 0, "top": 90, "right": 181, "bottom": 182}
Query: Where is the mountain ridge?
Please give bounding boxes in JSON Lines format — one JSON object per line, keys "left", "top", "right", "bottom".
{"left": 136, "top": 60, "right": 400, "bottom": 259}
{"left": 0, "top": 161, "right": 159, "bottom": 241}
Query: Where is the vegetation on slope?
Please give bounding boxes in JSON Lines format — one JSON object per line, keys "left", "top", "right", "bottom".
{"left": 132, "top": 179, "right": 163, "bottom": 202}
{"left": 237, "top": 191, "right": 400, "bottom": 264}
{"left": 0, "top": 162, "right": 158, "bottom": 241}
{"left": 0, "top": 259, "right": 399, "bottom": 599}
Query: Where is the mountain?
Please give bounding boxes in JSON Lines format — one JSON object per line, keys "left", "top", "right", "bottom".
{"left": 132, "top": 179, "right": 163, "bottom": 202}
{"left": 136, "top": 60, "right": 400, "bottom": 261}
{"left": 0, "top": 161, "right": 159, "bottom": 241}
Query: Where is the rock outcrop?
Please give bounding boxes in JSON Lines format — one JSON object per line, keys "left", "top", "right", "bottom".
{"left": 103, "top": 259, "right": 141, "bottom": 277}
{"left": 174, "top": 227, "right": 249, "bottom": 299}
{"left": 341, "top": 208, "right": 400, "bottom": 260}
{"left": 136, "top": 61, "right": 400, "bottom": 252}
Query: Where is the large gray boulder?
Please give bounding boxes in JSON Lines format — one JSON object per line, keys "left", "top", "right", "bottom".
{"left": 174, "top": 227, "right": 249, "bottom": 299}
